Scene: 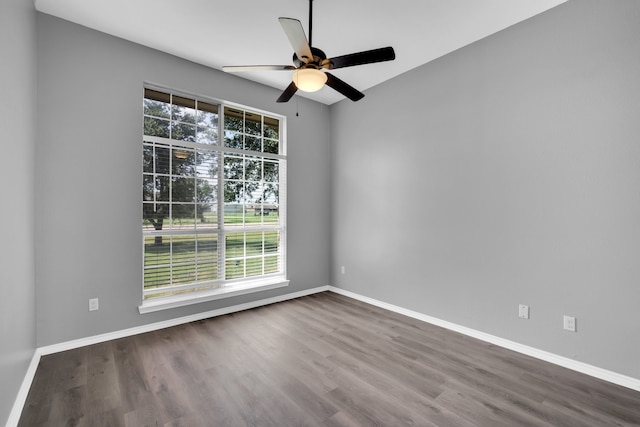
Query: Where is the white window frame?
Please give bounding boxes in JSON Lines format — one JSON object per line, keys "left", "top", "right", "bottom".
{"left": 139, "top": 84, "right": 288, "bottom": 313}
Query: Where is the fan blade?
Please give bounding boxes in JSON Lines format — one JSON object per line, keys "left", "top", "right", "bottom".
{"left": 223, "top": 65, "right": 296, "bottom": 73}
{"left": 325, "top": 73, "right": 364, "bottom": 102}
{"left": 279, "top": 18, "right": 313, "bottom": 63}
{"left": 277, "top": 81, "right": 298, "bottom": 103}
{"left": 327, "top": 46, "right": 396, "bottom": 70}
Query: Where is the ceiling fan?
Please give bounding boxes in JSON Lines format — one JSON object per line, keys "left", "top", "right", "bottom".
{"left": 222, "top": 0, "right": 396, "bottom": 103}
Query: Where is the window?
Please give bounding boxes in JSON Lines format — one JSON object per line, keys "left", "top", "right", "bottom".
{"left": 142, "top": 87, "right": 286, "bottom": 311}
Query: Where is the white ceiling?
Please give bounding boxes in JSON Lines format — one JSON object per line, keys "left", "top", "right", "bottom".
{"left": 34, "top": 0, "right": 567, "bottom": 105}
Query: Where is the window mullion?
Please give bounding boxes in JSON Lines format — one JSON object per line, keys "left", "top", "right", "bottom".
{"left": 217, "top": 107, "right": 226, "bottom": 282}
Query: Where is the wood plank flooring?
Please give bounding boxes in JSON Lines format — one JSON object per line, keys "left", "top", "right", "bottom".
{"left": 18, "top": 291, "right": 640, "bottom": 426}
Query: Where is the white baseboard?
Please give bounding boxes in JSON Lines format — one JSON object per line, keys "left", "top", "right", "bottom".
{"left": 328, "top": 286, "right": 640, "bottom": 393}
{"left": 6, "top": 350, "right": 41, "bottom": 427}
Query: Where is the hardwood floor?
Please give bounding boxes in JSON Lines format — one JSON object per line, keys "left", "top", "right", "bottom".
{"left": 18, "top": 291, "right": 640, "bottom": 426}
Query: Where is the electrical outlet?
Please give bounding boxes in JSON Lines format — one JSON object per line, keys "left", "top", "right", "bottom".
{"left": 341, "top": 266, "right": 346, "bottom": 275}
{"left": 89, "top": 298, "right": 99, "bottom": 312}
{"left": 518, "top": 304, "right": 530, "bottom": 319}
{"left": 563, "top": 315, "right": 576, "bottom": 332}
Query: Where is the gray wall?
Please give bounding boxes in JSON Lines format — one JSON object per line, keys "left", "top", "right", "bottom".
{"left": 0, "top": 0, "right": 37, "bottom": 424}
{"left": 331, "top": 0, "right": 640, "bottom": 379}
{"left": 35, "top": 14, "right": 331, "bottom": 347}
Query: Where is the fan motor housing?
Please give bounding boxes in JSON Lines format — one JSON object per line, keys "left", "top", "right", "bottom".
{"left": 293, "top": 47, "right": 327, "bottom": 68}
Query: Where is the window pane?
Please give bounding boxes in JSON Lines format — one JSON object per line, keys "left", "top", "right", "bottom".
{"left": 251, "top": 205, "right": 265, "bottom": 218}
{"left": 248, "top": 203, "right": 260, "bottom": 217}
{"left": 224, "top": 107, "right": 243, "bottom": 131}
{"left": 196, "top": 234, "right": 217, "bottom": 280}
{"left": 262, "top": 184, "right": 279, "bottom": 204}
{"left": 245, "top": 112, "right": 261, "bottom": 136}
{"left": 263, "top": 193, "right": 279, "bottom": 224}
{"left": 144, "top": 235, "right": 170, "bottom": 289}
{"left": 224, "top": 181, "right": 244, "bottom": 204}
{"left": 144, "top": 89, "right": 171, "bottom": 118}
{"left": 155, "top": 176, "right": 170, "bottom": 202}
{"left": 197, "top": 151, "right": 217, "bottom": 178}
{"left": 262, "top": 207, "right": 279, "bottom": 223}
{"left": 172, "top": 235, "right": 197, "bottom": 284}
{"left": 143, "top": 145, "right": 154, "bottom": 173}
{"left": 264, "top": 139, "right": 278, "bottom": 154}
{"left": 145, "top": 88, "right": 171, "bottom": 103}
{"left": 263, "top": 161, "right": 278, "bottom": 181}
{"left": 246, "top": 232, "right": 263, "bottom": 256}
{"left": 264, "top": 117, "right": 279, "bottom": 139}
{"left": 144, "top": 99, "right": 170, "bottom": 119}
{"left": 245, "top": 136, "right": 261, "bottom": 152}
{"left": 143, "top": 203, "right": 169, "bottom": 232}
{"left": 171, "top": 204, "right": 195, "bottom": 228}
{"left": 144, "top": 117, "right": 170, "bottom": 138}
{"left": 197, "top": 101, "right": 219, "bottom": 127}
{"left": 197, "top": 127, "right": 218, "bottom": 144}
{"left": 246, "top": 257, "right": 263, "bottom": 277}
{"left": 172, "top": 148, "right": 195, "bottom": 175}
{"left": 225, "top": 259, "right": 244, "bottom": 280}
{"left": 264, "top": 254, "right": 280, "bottom": 274}
{"left": 156, "top": 147, "right": 170, "bottom": 174}
{"left": 196, "top": 179, "right": 217, "bottom": 229}
{"left": 196, "top": 202, "right": 217, "bottom": 230}
{"left": 172, "top": 96, "right": 196, "bottom": 124}
{"left": 264, "top": 231, "right": 279, "bottom": 254}
{"left": 223, "top": 156, "right": 243, "bottom": 180}
{"left": 224, "top": 199, "right": 244, "bottom": 224}
{"left": 172, "top": 178, "right": 195, "bottom": 203}
{"left": 245, "top": 158, "right": 261, "bottom": 182}
{"left": 196, "top": 178, "right": 216, "bottom": 202}
{"left": 173, "top": 263, "right": 197, "bottom": 286}
{"left": 171, "top": 122, "right": 196, "bottom": 142}
{"left": 224, "top": 131, "right": 242, "bottom": 149}
{"left": 245, "top": 183, "right": 263, "bottom": 207}
{"left": 225, "top": 233, "right": 244, "bottom": 259}
{"left": 143, "top": 175, "right": 155, "bottom": 201}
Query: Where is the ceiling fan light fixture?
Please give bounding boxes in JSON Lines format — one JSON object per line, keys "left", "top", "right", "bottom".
{"left": 293, "top": 68, "right": 327, "bottom": 92}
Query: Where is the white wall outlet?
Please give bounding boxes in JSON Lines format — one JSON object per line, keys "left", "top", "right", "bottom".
{"left": 89, "top": 298, "right": 99, "bottom": 312}
{"left": 518, "top": 304, "right": 530, "bottom": 319}
{"left": 341, "top": 266, "right": 346, "bottom": 275}
{"left": 563, "top": 315, "right": 576, "bottom": 332}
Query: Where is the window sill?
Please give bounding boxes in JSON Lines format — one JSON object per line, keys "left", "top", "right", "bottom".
{"left": 138, "top": 278, "right": 290, "bottom": 314}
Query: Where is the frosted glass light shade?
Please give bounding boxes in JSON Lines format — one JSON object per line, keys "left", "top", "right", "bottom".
{"left": 293, "top": 69, "right": 327, "bottom": 92}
